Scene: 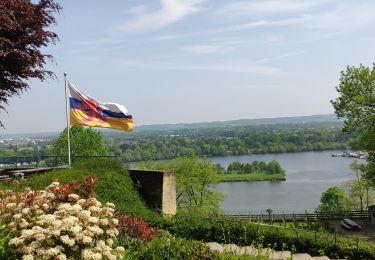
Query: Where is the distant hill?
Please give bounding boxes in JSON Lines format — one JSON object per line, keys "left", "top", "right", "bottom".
{"left": 2, "top": 114, "right": 341, "bottom": 138}
{"left": 119, "top": 114, "right": 341, "bottom": 133}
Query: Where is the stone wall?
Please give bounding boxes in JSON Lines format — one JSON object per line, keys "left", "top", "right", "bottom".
{"left": 129, "top": 169, "right": 176, "bottom": 215}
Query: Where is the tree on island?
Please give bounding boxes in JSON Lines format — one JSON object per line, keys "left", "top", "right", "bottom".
{"left": 52, "top": 126, "right": 109, "bottom": 158}
{"left": 331, "top": 64, "right": 375, "bottom": 184}
{"left": 0, "top": 0, "right": 61, "bottom": 126}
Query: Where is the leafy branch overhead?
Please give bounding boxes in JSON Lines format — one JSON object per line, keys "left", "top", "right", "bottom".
{"left": 0, "top": 0, "right": 61, "bottom": 125}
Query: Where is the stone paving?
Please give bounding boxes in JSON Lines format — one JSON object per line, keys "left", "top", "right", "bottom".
{"left": 205, "top": 242, "right": 333, "bottom": 259}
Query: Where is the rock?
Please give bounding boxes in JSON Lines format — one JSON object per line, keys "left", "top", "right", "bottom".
{"left": 293, "top": 253, "right": 313, "bottom": 260}
{"left": 205, "top": 242, "right": 224, "bottom": 253}
{"left": 223, "top": 243, "right": 240, "bottom": 253}
{"left": 270, "top": 250, "right": 292, "bottom": 260}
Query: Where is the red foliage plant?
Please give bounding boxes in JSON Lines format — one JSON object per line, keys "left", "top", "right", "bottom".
{"left": 49, "top": 176, "right": 98, "bottom": 200}
{"left": 48, "top": 182, "right": 74, "bottom": 202}
{"left": 117, "top": 215, "right": 159, "bottom": 242}
{"left": 73, "top": 176, "right": 98, "bottom": 199}
{"left": 24, "top": 190, "right": 40, "bottom": 206}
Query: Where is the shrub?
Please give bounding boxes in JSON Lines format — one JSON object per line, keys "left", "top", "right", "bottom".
{"left": 117, "top": 215, "right": 159, "bottom": 242}
{"left": 124, "top": 232, "right": 214, "bottom": 259}
{"left": 157, "top": 215, "right": 375, "bottom": 259}
{"left": 0, "top": 180, "right": 124, "bottom": 259}
{"left": 0, "top": 159, "right": 152, "bottom": 218}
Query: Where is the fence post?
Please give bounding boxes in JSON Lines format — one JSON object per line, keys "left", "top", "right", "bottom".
{"left": 314, "top": 231, "right": 317, "bottom": 242}
{"left": 334, "top": 233, "right": 337, "bottom": 245}
{"left": 357, "top": 238, "right": 359, "bottom": 251}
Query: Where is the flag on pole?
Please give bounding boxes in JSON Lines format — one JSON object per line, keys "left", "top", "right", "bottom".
{"left": 68, "top": 82, "right": 134, "bottom": 131}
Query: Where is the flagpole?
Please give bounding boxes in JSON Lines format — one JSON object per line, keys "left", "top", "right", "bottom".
{"left": 64, "top": 72, "right": 72, "bottom": 168}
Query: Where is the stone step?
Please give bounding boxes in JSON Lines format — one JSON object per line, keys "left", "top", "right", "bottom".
{"left": 270, "top": 250, "right": 292, "bottom": 260}
{"left": 293, "top": 253, "right": 313, "bottom": 260}
{"left": 205, "top": 242, "right": 331, "bottom": 260}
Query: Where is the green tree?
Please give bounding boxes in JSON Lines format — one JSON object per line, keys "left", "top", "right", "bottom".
{"left": 344, "top": 161, "right": 374, "bottom": 211}
{"left": 136, "top": 157, "right": 223, "bottom": 215}
{"left": 266, "top": 160, "right": 284, "bottom": 174}
{"left": 0, "top": 148, "right": 15, "bottom": 157}
{"left": 52, "top": 126, "right": 109, "bottom": 157}
{"left": 331, "top": 64, "right": 375, "bottom": 183}
{"left": 317, "top": 186, "right": 346, "bottom": 213}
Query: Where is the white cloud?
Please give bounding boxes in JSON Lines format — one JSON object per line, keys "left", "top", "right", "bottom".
{"left": 215, "top": 0, "right": 328, "bottom": 15}
{"left": 215, "top": 3, "right": 375, "bottom": 34}
{"left": 255, "top": 51, "right": 308, "bottom": 64}
{"left": 115, "top": 59, "right": 281, "bottom": 75}
{"left": 118, "top": 0, "right": 207, "bottom": 32}
{"left": 180, "top": 41, "right": 241, "bottom": 54}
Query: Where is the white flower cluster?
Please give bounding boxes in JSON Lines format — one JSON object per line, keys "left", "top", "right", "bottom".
{"left": 0, "top": 182, "right": 124, "bottom": 259}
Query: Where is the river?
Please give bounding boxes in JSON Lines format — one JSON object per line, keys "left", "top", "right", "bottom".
{"left": 210, "top": 150, "right": 359, "bottom": 214}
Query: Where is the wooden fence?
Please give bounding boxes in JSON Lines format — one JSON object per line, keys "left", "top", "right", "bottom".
{"left": 227, "top": 210, "right": 370, "bottom": 221}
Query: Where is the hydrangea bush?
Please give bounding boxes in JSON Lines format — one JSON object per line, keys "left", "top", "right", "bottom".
{"left": 0, "top": 178, "right": 124, "bottom": 259}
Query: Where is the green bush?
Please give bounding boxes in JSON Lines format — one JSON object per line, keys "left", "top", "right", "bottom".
{"left": 123, "top": 232, "right": 214, "bottom": 259}
{"left": 156, "top": 215, "right": 375, "bottom": 259}
{"left": 0, "top": 159, "right": 152, "bottom": 217}
{"left": 0, "top": 220, "right": 18, "bottom": 259}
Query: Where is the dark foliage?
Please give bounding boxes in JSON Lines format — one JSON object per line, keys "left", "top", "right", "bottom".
{"left": 0, "top": 0, "right": 61, "bottom": 125}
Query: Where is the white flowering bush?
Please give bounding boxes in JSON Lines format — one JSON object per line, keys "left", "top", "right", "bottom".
{"left": 0, "top": 179, "right": 124, "bottom": 259}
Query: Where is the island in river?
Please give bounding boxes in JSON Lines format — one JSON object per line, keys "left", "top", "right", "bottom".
{"left": 216, "top": 160, "right": 286, "bottom": 182}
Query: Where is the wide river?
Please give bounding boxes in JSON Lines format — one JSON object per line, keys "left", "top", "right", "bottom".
{"left": 210, "top": 150, "right": 359, "bottom": 214}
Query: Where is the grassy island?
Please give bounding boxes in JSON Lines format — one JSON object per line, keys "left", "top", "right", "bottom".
{"left": 218, "top": 172, "right": 286, "bottom": 182}
{"left": 217, "top": 160, "right": 286, "bottom": 182}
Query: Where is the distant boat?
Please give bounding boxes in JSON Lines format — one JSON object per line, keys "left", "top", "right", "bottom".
{"left": 331, "top": 151, "right": 368, "bottom": 159}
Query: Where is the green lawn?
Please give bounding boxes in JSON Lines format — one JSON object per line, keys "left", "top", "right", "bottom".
{"left": 0, "top": 159, "right": 152, "bottom": 217}
{"left": 218, "top": 172, "right": 286, "bottom": 182}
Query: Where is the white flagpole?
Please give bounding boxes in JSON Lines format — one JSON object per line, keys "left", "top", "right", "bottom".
{"left": 64, "top": 72, "right": 72, "bottom": 168}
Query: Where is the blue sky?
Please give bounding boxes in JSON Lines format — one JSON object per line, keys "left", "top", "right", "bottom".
{"left": 2, "top": 0, "right": 375, "bottom": 134}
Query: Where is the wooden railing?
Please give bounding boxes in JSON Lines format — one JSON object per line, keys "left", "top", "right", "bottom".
{"left": 0, "top": 155, "right": 116, "bottom": 169}
{"left": 227, "top": 210, "right": 370, "bottom": 221}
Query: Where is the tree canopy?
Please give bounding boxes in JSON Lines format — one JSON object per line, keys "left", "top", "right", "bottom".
{"left": 136, "top": 157, "right": 223, "bottom": 215}
{"left": 0, "top": 0, "right": 61, "bottom": 125}
{"left": 52, "top": 126, "right": 109, "bottom": 158}
{"left": 317, "top": 186, "right": 346, "bottom": 213}
{"left": 331, "top": 64, "right": 375, "bottom": 183}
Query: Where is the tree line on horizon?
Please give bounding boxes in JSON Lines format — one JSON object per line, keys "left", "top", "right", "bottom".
{"left": 107, "top": 126, "right": 350, "bottom": 162}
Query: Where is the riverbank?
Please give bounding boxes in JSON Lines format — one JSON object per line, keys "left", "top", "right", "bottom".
{"left": 218, "top": 172, "right": 286, "bottom": 182}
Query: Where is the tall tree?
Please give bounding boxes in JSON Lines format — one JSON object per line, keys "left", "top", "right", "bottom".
{"left": 344, "top": 161, "right": 374, "bottom": 210}
{"left": 137, "top": 157, "right": 223, "bottom": 215}
{"left": 52, "top": 126, "right": 109, "bottom": 157}
{"left": 317, "top": 186, "right": 346, "bottom": 213}
{"left": 331, "top": 64, "right": 375, "bottom": 183}
{"left": 0, "top": 0, "right": 61, "bottom": 126}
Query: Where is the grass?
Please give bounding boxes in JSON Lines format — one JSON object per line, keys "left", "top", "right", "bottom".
{"left": 218, "top": 172, "right": 286, "bottom": 182}
{"left": 0, "top": 159, "right": 153, "bottom": 217}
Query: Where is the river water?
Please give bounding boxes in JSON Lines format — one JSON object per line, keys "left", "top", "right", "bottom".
{"left": 210, "top": 150, "right": 359, "bottom": 214}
